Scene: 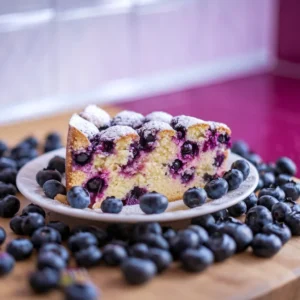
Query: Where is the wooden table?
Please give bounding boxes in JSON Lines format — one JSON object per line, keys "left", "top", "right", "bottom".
{"left": 0, "top": 106, "right": 300, "bottom": 300}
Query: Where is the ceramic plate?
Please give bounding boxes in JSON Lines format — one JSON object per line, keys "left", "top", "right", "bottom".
{"left": 17, "top": 148, "right": 259, "bottom": 223}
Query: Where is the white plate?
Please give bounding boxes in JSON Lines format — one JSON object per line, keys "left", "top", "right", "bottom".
{"left": 17, "top": 148, "right": 259, "bottom": 223}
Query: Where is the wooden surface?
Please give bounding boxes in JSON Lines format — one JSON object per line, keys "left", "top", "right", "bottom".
{"left": 1, "top": 106, "right": 300, "bottom": 300}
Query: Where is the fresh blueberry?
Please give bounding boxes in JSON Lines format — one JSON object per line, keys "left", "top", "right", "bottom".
{"left": 139, "top": 192, "right": 168, "bottom": 214}
{"left": 67, "top": 186, "right": 90, "bottom": 209}
{"left": 0, "top": 141, "right": 8, "bottom": 157}
{"left": 22, "top": 204, "right": 46, "bottom": 218}
{"left": 121, "top": 258, "right": 157, "bottom": 285}
{"left": 16, "top": 157, "right": 31, "bottom": 170}
{"left": 109, "top": 239, "right": 128, "bottom": 249}
{"left": 22, "top": 136, "right": 38, "bottom": 148}
{"left": 281, "top": 182, "right": 300, "bottom": 201}
{"left": 212, "top": 209, "right": 228, "bottom": 221}
{"left": 0, "top": 169, "right": 17, "bottom": 185}
{"left": 181, "top": 246, "right": 214, "bottom": 272}
{"left": 183, "top": 187, "right": 207, "bottom": 208}
{"left": 101, "top": 197, "right": 123, "bottom": 214}
{"left": 21, "top": 213, "right": 45, "bottom": 236}
{"left": 276, "top": 174, "right": 292, "bottom": 186}
{"left": 262, "top": 222, "right": 291, "bottom": 244}
{"left": 9, "top": 216, "right": 25, "bottom": 235}
{"left": 0, "top": 227, "right": 6, "bottom": 245}
{"left": 0, "top": 157, "right": 17, "bottom": 171}
{"left": 37, "top": 251, "right": 66, "bottom": 271}
{"left": 223, "top": 169, "right": 244, "bottom": 191}
{"left": 43, "top": 180, "right": 66, "bottom": 199}
{"left": 163, "top": 228, "right": 177, "bottom": 243}
{"left": 284, "top": 199, "right": 300, "bottom": 212}
{"left": 31, "top": 226, "right": 62, "bottom": 248}
{"left": 48, "top": 221, "right": 70, "bottom": 241}
{"left": 0, "top": 182, "right": 17, "bottom": 198}
{"left": 29, "top": 268, "right": 59, "bottom": 294}
{"left": 0, "top": 252, "right": 15, "bottom": 276}
{"left": 272, "top": 202, "right": 292, "bottom": 222}
{"left": 36, "top": 169, "right": 62, "bottom": 187}
{"left": 244, "top": 193, "right": 258, "bottom": 210}
{"left": 231, "top": 140, "right": 249, "bottom": 157}
{"left": 102, "top": 244, "right": 128, "bottom": 266}
{"left": 68, "top": 232, "right": 98, "bottom": 253}
{"left": 187, "top": 225, "right": 209, "bottom": 244}
{"left": 261, "top": 172, "right": 276, "bottom": 188}
{"left": 258, "top": 187, "right": 285, "bottom": 201}
{"left": 83, "top": 226, "right": 108, "bottom": 247}
{"left": 255, "top": 178, "right": 264, "bottom": 192}
{"left": 245, "top": 205, "right": 273, "bottom": 234}
{"left": 276, "top": 157, "right": 297, "bottom": 176}
{"left": 134, "top": 233, "right": 169, "bottom": 250}
{"left": 6, "top": 238, "right": 33, "bottom": 260}
{"left": 245, "top": 153, "right": 262, "bottom": 167}
{"left": 228, "top": 201, "right": 247, "bottom": 217}
{"left": 191, "top": 214, "right": 216, "bottom": 233}
{"left": 218, "top": 220, "right": 253, "bottom": 252}
{"left": 205, "top": 232, "right": 236, "bottom": 262}
{"left": 10, "top": 143, "right": 38, "bottom": 160}
{"left": 44, "top": 132, "right": 62, "bottom": 153}
{"left": 64, "top": 282, "right": 98, "bottom": 300}
{"left": 285, "top": 211, "right": 300, "bottom": 235}
{"left": 257, "top": 195, "right": 278, "bottom": 211}
{"left": 47, "top": 156, "right": 65, "bottom": 174}
{"left": 251, "top": 233, "right": 282, "bottom": 257}
{"left": 231, "top": 159, "right": 250, "bottom": 180}
{"left": 0, "top": 195, "right": 20, "bottom": 218}
{"left": 130, "top": 243, "right": 149, "bottom": 259}
{"left": 148, "top": 247, "right": 172, "bottom": 273}
{"left": 132, "top": 222, "right": 162, "bottom": 239}
{"left": 39, "top": 243, "right": 69, "bottom": 263}
{"left": 75, "top": 246, "right": 102, "bottom": 268}
{"left": 205, "top": 178, "right": 228, "bottom": 199}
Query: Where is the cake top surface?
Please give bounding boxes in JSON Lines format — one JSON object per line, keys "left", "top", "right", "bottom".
{"left": 80, "top": 105, "right": 111, "bottom": 128}
{"left": 69, "top": 114, "right": 99, "bottom": 138}
{"left": 99, "top": 125, "right": 137, "bottom": 141}
{"left": 140, "top": 120, "right": 174, "bottom": 132}
{"left": 145, "top": 111, "right": 172, "bottom": 124}
{"left": 171, "top": 115, "right": 206, "bottom": 129}
{"left": 111, "top": 110, "right": 144, "bottom": 129}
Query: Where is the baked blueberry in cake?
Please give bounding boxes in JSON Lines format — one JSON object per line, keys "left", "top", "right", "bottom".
{"left": 66, "top": 105, "right": 231, "bottom": 209}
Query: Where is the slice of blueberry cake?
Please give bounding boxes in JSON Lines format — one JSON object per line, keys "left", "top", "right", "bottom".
{"left": 66, "top": 105, "right": 231, "bottom": 208}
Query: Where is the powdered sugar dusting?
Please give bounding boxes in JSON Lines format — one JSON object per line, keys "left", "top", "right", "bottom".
{"left": 111, "top": 110, "right": 144, "bottom": 129}
{"left": 208, "top": 121, "right": 230, "bottom": 132}
{"left": 69, "top": 114, "right": 99, "bottom": 138}
{"left": 171, "top": 115, "right": 206, "bottom": 129}
{"left": 140, "top": 120, "right": 173, "bottom": 132}
{"left": 145, "top": 111, "right": 172, "bottom": 124}
{"left": 99, "top": 125, "right": 137, "bottom": 141}
{"left": 80, "top": 105, "right": 111, "bottom": 128}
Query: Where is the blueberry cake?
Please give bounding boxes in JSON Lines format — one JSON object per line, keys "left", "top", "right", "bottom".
{"left": 66, "top": 105, "right": 231, "bottom": 208}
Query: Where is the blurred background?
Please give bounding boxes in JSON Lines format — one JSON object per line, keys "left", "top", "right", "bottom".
{"left": 0, "top": 0, "right": 300, "bottom": 164}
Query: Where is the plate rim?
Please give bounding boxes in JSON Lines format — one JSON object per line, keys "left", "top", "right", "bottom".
{"left": 16, "top": 148, "right": 259, "bottom": 223}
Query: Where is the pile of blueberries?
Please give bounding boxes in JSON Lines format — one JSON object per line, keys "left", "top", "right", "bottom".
{"left": 0, "top": 135, "right": 300, "bottom": 299}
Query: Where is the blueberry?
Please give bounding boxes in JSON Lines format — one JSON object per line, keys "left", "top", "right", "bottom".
{"left": 0, "top": 195, "right": 20, "bottom": 218}
{"left": 228, "top": 201, "right": 247, "bottom": 217}
{"left": 244, "top": 193, "right": 258, "bottom": 210}
{"left": 0, "top": 227, "right": 6, "bottom": 245}
{"left": 67, "top": 186, "right": 90, "bottom": 209}
{"left": 206, "top": 232, "right": 236, "bottom": 262}
{"left": 205, "top": 178, "right": 228, "bottom": 199}
{"left": 255, "top": 178, "right": 264, "bottom": 192}
{"left": 101, "top": 196, "right": 123, "bottom": 214}
{"left": 251, "top": 233, "right": 282, "bottom": 258}
{"left": 284, "top": 199, "right": 300, "bottom": 212}
{"left": 139, "top": 192, "right": 168, "bottom": 214}
{"left": 44, "top": 133, "right": 62, "bottom": 153}
{"left": 262, "top": 222, "right": 291, "bottom": 244}
{"left": 47, "top": 155, "right": 65, "bottom": 174}
{"left": 74, "top": 152, "right": 91, "bottom": 165}
{"left": 64, "top": 282, "right": 98, "bottom": 300}
{"left": 276, "top": 174, "right": 292, "bottom": 186}
{"left": 16, "top": 157, "right": 31, "bottom": 170}
{"left": 135, "top": 233, "right": 169, "bottom": 250}
{"left": 191, "top": 214, "right": 216, "bottom": 233}
{"left": 6, "top": 238, "right": 33, "bottom": 260}
{"left": 258, "top": 187, "right": 285, "bottom": 201}
{"left": 0, "top": 169, "right": 17, "bottom": 185}
{"left": 170, "top": 159, "right": 183, "bottom": 173}
{"left": 0, "top": 182, "right": 17, "bottom": 198}
{"left": 10, "top": 216, "right": 25, "bottom": 235}
{"left": 187, "top": 225, "right": 209, "bottom": 244}
{"left": 39, "top": 243, "right": 69, "bottom": 263}
{"left": 83, "top": 226, "right": 109, "bottom": 247}
{"left": 218, "top": 221, "right": 253, "bottom": 252}
{"left": 132, "top": 222, "right": 162, "bottom": 239}
{"left": 48, "top": 221, "right": 70, "bottom": 241}
{"left": 170, "top": 230, "right": 200, "bottom": 258}
{"left": 285, "top": 211, "right": 300, "bottom": 235}
{"left": 68, "top": 232, "right": 98, "bottom": 253}
{"left": 231, "top": 140, "right": 249, "bottom": 157}
{"left": 0, "top": 141, "right": 8, "bottom": 157}
{"left": 276, "top": 157, "right": 297, "bottom": 176}
{"left": 139, "top": 130, "right": 156, "bottom": 151}
{"left": 43, "top": 180, "right": 66, "bottom": 200}
{"left": 102, "top": 244, "right": 128, "bottom": 266}
{"left": 183, "top": 187, "right": 207, "bottom": 208}
{"left": 37, "top": 252, "right": 66, "bottom": 271}
{"left": 0, "top": 157, "right": 17, "bottom": 171}
{"left": 261, "top": 172, "right": 275, "bottom": 188}
{"left": 22, "top": 204, "right": 46, "bottom": 218}
{"left": 121, "top": 258, "right": 157, "bottom": 285}
{"left": 163, "top": 228, "right": 177, "bottom": 243}
{"left": 272, "top": 202, "right": 291, "bottom": 222}
{"left": 21, "top": 213, "right": 45, "bottom": 236}
{"left": 22, "top": 136, "right": 38, "bottom": 148}
{"left": 10, "top": 143, "right": 38, "bottom": 160}
{"left": 36, "top": 169, "right": 62, "bottom": 187}
{"left": 31, "top": 226, "right": 62, "bottom": 248}
{"left": 0, "top": 252, "right": 15, "bottom": 276}
{"left": 181, "top": 142, "right": 198, "bottom": 158}
{"left": 257, "top": 195, "right": 278, "bottom": 211}
{"left": 86, "top": 177, "right": 104, "bottom": 193}
{"left": 29, "top": 268, "right": 59, "bottom": 294}
{"left": 129, "top": 243, "right": 149, "bottom": 259}
{"left": 148, "top": 248, "right": 172, "bottom": 273}
{"left": 181, "top": 246, "right": 214, "bottom": 272}
{"left": 212, "top": 209, "right": 228, "bottom": 221}
{"left": 245, "top": 205, "right": 273, "bottom": 234}
{"left": 75, "top": 246, "right": 102, "bottom": 268}
{"left": 231, "top": 160, "right": 250, "bottom": 180}
{"left": 245, "top": 153, "right": 262, "bottom": 167}
{"left": 281, "top": 182, "right": 300, "bottom": 201}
